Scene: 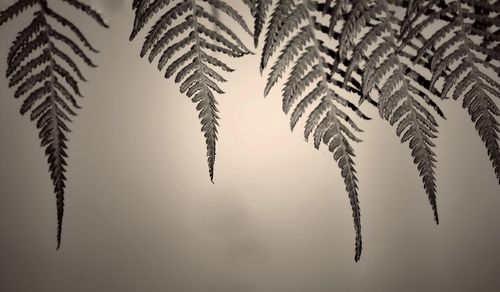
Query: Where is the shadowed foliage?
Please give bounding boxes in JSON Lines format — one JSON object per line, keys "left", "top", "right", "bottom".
{"left": 324, "top": 0, "right": 444, "bottom": 224}
{"left": 259, "top": 0, "right": 371, "bottom": 261}
{"left": 398, "top": 0, "right": 500, "bottom": 185}
{"left": 256, "top": 0, "right": 498, "bottom": 261}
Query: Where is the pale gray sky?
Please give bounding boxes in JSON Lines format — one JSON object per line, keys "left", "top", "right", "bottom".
{"left": 0, "top": 1, "right": 499, "bottom": 292}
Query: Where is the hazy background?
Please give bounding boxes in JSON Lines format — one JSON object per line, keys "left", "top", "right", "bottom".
{"left": 0, "top": 1, "right": 499, "bottom": 291}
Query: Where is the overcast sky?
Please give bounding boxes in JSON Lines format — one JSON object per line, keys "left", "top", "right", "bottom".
{"left": 0, "top": 1, "right": 499, "bottom": 292}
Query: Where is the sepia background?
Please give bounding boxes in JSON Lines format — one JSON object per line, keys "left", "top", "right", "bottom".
{"left": 0, "top": 1, "right": 499, "bottom": 291}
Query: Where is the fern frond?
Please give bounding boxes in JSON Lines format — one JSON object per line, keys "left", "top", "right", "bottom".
{"left": 130, "top": 0, "right": 252, "bottom": 182}
{"left": 404, "top": 0, "right": 500, "bottom": 184}
{"left": 332, "top": 0, "right": 442, "bottom": 223}
{"left": 0, "top": 0, "right": 106, "bottom": 247}
{"left": 262, "top": 0, "right": 366, "bottom": 262}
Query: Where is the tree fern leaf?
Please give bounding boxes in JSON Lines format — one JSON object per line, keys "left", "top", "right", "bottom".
{"left": 261, "top": 0, "right": 365, "bottom": 261}
{"left": 0, "top": 0, "right": 106, "bottom": 248}
{"left": 347, "top": 0, "right": 442, "bottom": 224}
{"left": 407, "top": 0, "right": 500, "bottom": 183}
{"left": 131, "top": 0, "right": 252, "bottom": 181}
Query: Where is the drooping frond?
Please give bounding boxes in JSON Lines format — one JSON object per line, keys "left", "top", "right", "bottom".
{"left": 401, "top": 0, "right": 500, "bottom": 184}
{"left": 0, "top": 0, "right": 107, "bottom": 247}
{"left": 325, "top": 0, "right": 443, "bottom": 224}
{"left": 262, "top": 0, "right": 370, "bottom": 262}
{"left": 130, "top": 0, "right": 253, "bottom": 182}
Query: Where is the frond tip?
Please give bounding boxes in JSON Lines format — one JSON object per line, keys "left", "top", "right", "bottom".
{"left": 130, "top": 0, "right": 252, "bottom": 181}
{"left": 0, "top": 0, "right": 106, "bottom": 247}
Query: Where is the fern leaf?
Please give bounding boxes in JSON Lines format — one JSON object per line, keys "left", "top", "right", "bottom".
{"left": 130, "top": 0, "right": 252, "bottom": 181}
{"left": 404, "top": 0, "right": 500, "bottom": 184}
{"left": 333, "top": 0, "right": 442, "bottom": 223}
{"left": 0, "top": 0, "right": 106, "bottom": 247}
{"left": 261, "top": 0, "right": 366, "bottom": 262}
